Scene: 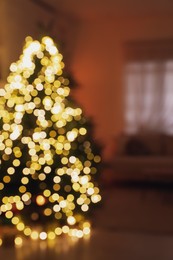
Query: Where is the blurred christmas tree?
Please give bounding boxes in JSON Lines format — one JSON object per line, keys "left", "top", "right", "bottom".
{"left": 0, "top": 36, "right": 101, "bottom": 240}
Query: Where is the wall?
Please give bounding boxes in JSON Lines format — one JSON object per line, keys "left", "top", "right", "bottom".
{"left": 1, "top": 1, "right": 173, "bottom": 160}
{"left": 0, "top": 0, "right": 54, "bottom": 79}
{"left": 71, "top": 14, "right": 173, "bottom": 159}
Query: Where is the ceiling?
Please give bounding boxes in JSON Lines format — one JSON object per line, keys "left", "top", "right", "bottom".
{"left": 38, "top": 0, "right": 173, "bottom": 19}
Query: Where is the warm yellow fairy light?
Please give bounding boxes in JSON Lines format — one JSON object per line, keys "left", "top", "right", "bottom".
{"left": 0, "top": 183, "right": 4, "bottom": 190}
{"left": 14, "top": 236, "right": 23, "bottom": 247}
{"left": 16, "top": 201, "right": 24, "bottom": 210}
{"left": 36, "top": 195, "right": 46, "bottom": 206}
{"left": 43, "top": 189, "right": 51, "bottom": 197}
{"left": 44, "top": 208, "right": 52, "bottom": 216}
{"left": 48, "top": 231, "right": 56, "bottom": 240}
{"left": 5, "top": 211, "right": 13, "bottom": 219}
{"left": 53, "top": 204, "right": 60, "bottom": 212}
{"left": 0, "top": 35, "right": 101, "bottom": 240}
{"left": 81, "top": 204, "right": 89, "bottom": 212}
{"left": 62, "top": 225, "right": 69, "bottom": 234}
{"left": 3, "top": 176, "right": 11, "bottom": 183}
{"left": 22, "top": 193, "right": 30, "bottom": 202}
{"left": 12, "top": 216, "right": 20, "bottom": 225}
{"left": 24, "top": 227, "right": 32, "bottom": 236}
{"left": 83, "top": 227, "right": 91, "bottom": 235}
{"left": 31, "top": 231, "right": 39, "bottom": 240}
{"left": 67, "top": 216, "right": 76, "bottom": 225}
{"left": 76, "top": 230, "right": 83, "bottom": 238}
{"left": 16, "top": 222, "right": 25, "bottom": 231}
{"left": 54, "top": 227, "right": 62, "bottom": 235}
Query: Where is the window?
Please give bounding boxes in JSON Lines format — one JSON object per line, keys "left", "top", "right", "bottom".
{"left": 124, "top": 40, "right": 173, "bottom": 134}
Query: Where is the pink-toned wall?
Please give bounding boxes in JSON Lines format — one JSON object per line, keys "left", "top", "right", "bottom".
{"left": 72, "top": 14, "right": 173, "bottom": 159}
{"left": 2, "top": 0, "right": 173, "bottom": 160}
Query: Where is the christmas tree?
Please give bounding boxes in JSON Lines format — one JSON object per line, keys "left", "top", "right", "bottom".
{"left": 0, "top": 36, "right": 101, "bottom": 241}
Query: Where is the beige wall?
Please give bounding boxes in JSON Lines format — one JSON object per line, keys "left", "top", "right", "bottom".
{"left": 0, "top": 0, "right": 53, "bottom": 79}
{"left": 1, "top": 1, "right": 173, "bottom": 159}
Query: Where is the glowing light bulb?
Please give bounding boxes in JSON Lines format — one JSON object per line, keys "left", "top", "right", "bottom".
{"left": 40, "top": 232, "right": 47, "bottom": 240}
{"left": 36, "top": 195, "right": 46, "bottom": 206}
{"left": 14, "top": 236, "right": 23, "bottom": 247}
{"left": 67, "top": 216, "right": 76, "bottom": 225}
{"left": 31, "top": 231, "right": 39, "bottom": 240}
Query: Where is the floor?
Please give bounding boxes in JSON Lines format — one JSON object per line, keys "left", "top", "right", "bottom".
{"left": 1, "top": 183, "right": 173, "bottom": 260}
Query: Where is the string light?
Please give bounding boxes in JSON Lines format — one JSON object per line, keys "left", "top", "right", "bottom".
{"left": 0, "top": 36, "right": 101, "bottom": 242}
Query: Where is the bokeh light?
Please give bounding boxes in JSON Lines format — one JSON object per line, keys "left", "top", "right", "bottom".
{"left": 0, "top": 36, "right": 101, "bottom": 242}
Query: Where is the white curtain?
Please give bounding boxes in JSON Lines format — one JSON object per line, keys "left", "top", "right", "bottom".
{"left": 124, "top": 60, "right": 173, "bottom": 134}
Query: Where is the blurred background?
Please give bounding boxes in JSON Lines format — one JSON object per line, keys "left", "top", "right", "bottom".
{"left": 1, "top": 0, "right": 173, "bottom": 259}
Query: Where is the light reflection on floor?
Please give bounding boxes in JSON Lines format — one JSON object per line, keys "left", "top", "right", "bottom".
{"left": 15, "top": 236, "right": 84, "bottom": 260}
{"left": 1, "top": 185, "right": 173, "bottom": 260}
